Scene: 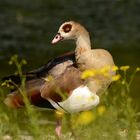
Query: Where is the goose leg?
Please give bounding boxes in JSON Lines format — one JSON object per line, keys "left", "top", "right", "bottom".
{"left": 55, "top": 119, "right": 62, "bottom": 137}
{"left": 55, "top": 110, "right": 64, "bottom": 138}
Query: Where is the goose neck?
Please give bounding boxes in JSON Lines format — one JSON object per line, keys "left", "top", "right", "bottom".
{"left": 76, "top": 34, "right": 91, "bottom": 51}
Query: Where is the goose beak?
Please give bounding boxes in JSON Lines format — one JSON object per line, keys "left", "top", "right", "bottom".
{"left": 51, "top": 33, "right": 64, "bottom": 44}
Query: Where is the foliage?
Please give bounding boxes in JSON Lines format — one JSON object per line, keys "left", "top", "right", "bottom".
{"left": 0, "top": 55, "right": 140, "bottom": 140}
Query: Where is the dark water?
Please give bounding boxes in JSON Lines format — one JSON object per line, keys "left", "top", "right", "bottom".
{"left": 0, "top": 0, "right": 140, "bottom": 107}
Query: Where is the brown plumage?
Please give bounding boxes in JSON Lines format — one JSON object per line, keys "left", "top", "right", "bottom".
{"left": 41, "top": 67, "right": 83, "bottom": 102}
{"left": 4, "top": 79, "right": 45, "bottom": 108}
{"left": 3, "top": 52, "right": 76, "bottom": 109}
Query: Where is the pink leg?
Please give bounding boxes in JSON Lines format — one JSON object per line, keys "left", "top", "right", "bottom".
{"left": 55, "top": 110, "right": 64, "bottom": 138}
{"left": 55, "top": 120, "right": 62, "bottom": 137}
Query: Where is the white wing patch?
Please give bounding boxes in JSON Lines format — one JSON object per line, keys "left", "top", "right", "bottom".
{"left": 47, "top": 86, "right": 100, "bottom": 113}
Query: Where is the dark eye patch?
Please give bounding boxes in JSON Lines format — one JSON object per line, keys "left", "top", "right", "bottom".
{"left": 62, "top": 24, "right": 72, "bottom": 33}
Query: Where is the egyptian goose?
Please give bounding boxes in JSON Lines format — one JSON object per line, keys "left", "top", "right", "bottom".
{"left": 3, "top": 21, "right": 115, "bottom": 137}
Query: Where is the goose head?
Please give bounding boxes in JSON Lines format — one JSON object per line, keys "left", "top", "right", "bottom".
{"left": 51, "top": 21, "right": 89, "bottom": 44}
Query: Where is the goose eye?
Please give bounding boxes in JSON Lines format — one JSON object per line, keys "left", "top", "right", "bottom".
{"left": 62, "top": 24, "right": 72, "bottom": 33}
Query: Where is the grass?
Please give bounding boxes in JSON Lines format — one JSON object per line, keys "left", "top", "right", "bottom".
{"left": 0, "top": 55, "right": 140, "bottom": 140}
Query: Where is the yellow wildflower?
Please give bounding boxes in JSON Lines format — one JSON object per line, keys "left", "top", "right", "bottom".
{"left": 121, "top": 80, "right": 125, "bottom": 85}
{"left": 99, "top": 66, "right": 111, "bottom": 77}
{"left": 21, "top": 59, "right": 27, "bottom": 65}
{"left": 112, "top": 65, "right": 119, "bottom": 71}
{"left": 81, "top": 70, "right": 96, "bottom": 79}
{"left": 120, "top": 65, "right": 130, "bottom": 71}
{"left": 97, "top": 105, "right": 106, "bottom": 116}
{"left": 8, "top": 60, "right": 13, "bottom": 65}
{"left": 136, "top": 67, "right": 140, "bottom": 72}
{"left": 112, "top": 74, "right": 121, "bottom": 81}
{"left": 1, "top": 82, "right": 6, "bottom": 86}
{"left": 99, "top": 66, "right": 110, "bottom": 73}
{"left": 44, "top": 75, "right": 54, "bottom": 82}
{"left": 87, "top": 96, "right": 95, "bottom": 102}
{"left": 77, "top": 111, "right": 95, "bottom": 125}
{"left": 55, "top": 110, "right": 64, "bottom": 119}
